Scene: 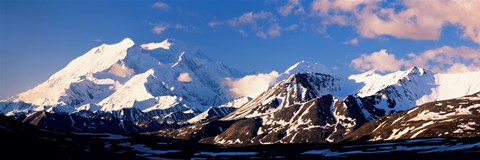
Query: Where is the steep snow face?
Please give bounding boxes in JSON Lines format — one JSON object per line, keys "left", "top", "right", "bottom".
{"left": 188, "top": 97, "right": 252, "bottom": 124}
{"left": 186, "top": 96, "right": 252, "bottom": 124}
{"left": 99, "top": 69, "right": 158, "bottom": 111}
{"left": 11, "top": 38, "right": 135, "bottom": 106}
{"left": 187, "top": 106, "right": 236, "bottom": 124}
{"left": 217, "top": 96, "right": 252, "bottom": 108}
{"left": 353, "top": 67, "right": 436, "bottom": 112}
{"left": 350, "top": 67, "right": 433, "bottom": 98}
{"left": 417, "top": 71, "right": 480, "bottom": 104}
{"left": 284, "top": 60, "right": 330, "bottom": 75}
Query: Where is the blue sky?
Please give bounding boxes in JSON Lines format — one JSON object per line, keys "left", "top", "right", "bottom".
{"left": 1, "top": 0, "right": 479, "bottom": 99}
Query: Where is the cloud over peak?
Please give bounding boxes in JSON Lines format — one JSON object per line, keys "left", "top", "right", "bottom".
{"left": 224, "top": 71, "right": 280, "bottom": 98}
{"left": 350, "top": 46, "right": 480, "bottom": 73}
{"left": 350, "top": 49, "right": 403, "bottom": 73}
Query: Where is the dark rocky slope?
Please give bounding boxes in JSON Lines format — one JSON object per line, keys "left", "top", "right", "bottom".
{"left": 343, "top": 92, "right": 480, "bottom": 142}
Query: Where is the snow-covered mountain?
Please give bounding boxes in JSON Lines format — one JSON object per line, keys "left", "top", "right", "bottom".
{"left": 350, "top": 67, "right": 480, "bottom": 118}
{"left": 1, "top": 38, "right": 244, "bottom": 116}
{"left": 222, "top": 73, "right": 356, "bottom": 120}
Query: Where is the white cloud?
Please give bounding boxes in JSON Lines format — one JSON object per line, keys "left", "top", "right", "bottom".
{"left": 284, "top": 24, "right": 299, "bottom": 31}
{"left": 152, "top": 2, "right": 170, "bottom": 10}
{"left": 229, "top": 11, "right": 276, "bottom": 27}
{"left": 344, "top": 38, "right": 359, "bottom": 45}
{"left": 224, "top": 71, "right": 280, "bottom": 98}
{"left": 310, "top": 0, "right": 480, "bottom": 44}
{"left": 204, "top": 0, "right": 480, "bottom": 43}
{"left": 355, "top": 5, "right": 442, "bottom": 40}
{"left": 95, "top": 38, "right": 102, "bottom": 42}
{"left": 237, "top": 29, "right": 248, "bottom": 36}
{"left": 151, "top": 23, "right": 195, "bottom": 34}
{"left": 174, "top": 23, "right": 197, "bottom": 32}
{"left": 268, "top": 24, "right": 281, "bottom": 37}
{"left": 311, "top": 0, "right": 377, "bottom": 16}
{"left": 209, "top": 11, "right": 286, "bottom": 39}
{"left": 350, "top": 46, "right": 480, "bottom": 73}
{"left": 256, "top": 31, "right": 268, "bottom": 39}
{"left": 177, "top": 72, "right": 192, "bottom": 82}
{"left": 278, "top": 0, "right": 305, "bottom": 16}
{"left": 410, "top": 46, "right": 480, "bottom": 73}
{"left": 152, "top": 24, "right": 168, "bottom": 34}
{"left": 208, "top": 21, "right": 223, "bottom": 27}
{"left": 174, "top": 24, "right": 186, "bottom": 30}
{"left": 350, "top": 49, "right": 404, "bottom": 73}
{"left": 446, "top": 63, "right": 480, "bottom": 73}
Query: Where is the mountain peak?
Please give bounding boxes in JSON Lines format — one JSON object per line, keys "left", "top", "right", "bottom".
{"left": 223, "top": 72, "right": 345, "bottom": 120}
{"left": 404, "top": 66, "right": 428, "bottom": 76}
{"left": 106, "top": 38, "right": 134, "bottom": 49}
{"left": 349, "top": 67, "right": 430, "bottom": 84}
{"left": 120, "top": 37, "right": 135, "bottom": 45}
{"left": 284, "top": 60, "right": 329, "bottom": 74}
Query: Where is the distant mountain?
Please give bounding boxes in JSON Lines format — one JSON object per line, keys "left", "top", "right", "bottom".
{"left": 1, "top": 38, "right": 246, "bottom": 121}
{"left": 4, "top": 38, "right": 243, "bottom": 113}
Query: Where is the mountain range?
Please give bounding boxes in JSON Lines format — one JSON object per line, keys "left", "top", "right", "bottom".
{"left": 1, "top": 38, "right": 479, "bottom": 145}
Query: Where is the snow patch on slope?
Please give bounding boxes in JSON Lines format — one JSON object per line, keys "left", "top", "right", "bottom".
{"left": 140, "top": 39, "right": 172, "bottom": 50}
{"left": 417, "top": 71, "right": 480, "bottom": 104}
{"left": 410, "top": 104, "right": 480, "bottom": 121}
